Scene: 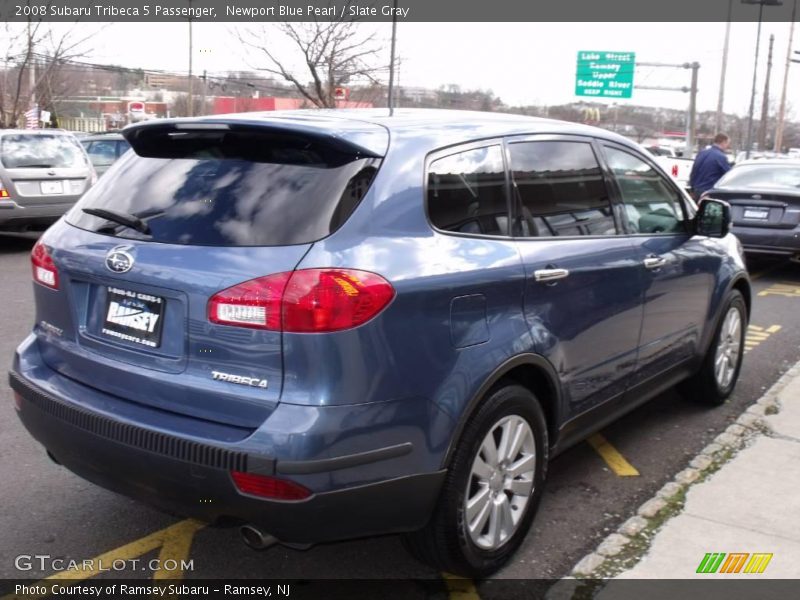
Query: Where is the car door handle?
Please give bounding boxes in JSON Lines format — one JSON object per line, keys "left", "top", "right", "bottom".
{"left": 643, "top": 256, "right": 667, "bottom": 270}
{"left": 534, "top": 268, "right": 570, "bottom": 282}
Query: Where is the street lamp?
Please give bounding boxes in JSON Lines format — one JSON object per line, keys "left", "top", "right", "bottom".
{"left": 742, "top": 0, "right": 783, "bottom": 160}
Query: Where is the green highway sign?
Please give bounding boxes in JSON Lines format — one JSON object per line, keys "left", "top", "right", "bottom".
{"left": 575, "top": 51, "right": 635, "bottom": 99}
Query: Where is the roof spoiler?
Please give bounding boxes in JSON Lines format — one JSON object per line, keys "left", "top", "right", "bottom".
{"left": 122, "top": 119, "right": 385, "bottom": 159}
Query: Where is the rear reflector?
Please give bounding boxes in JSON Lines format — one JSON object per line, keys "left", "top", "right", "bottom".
{"left": 209, "top": 268, "right": 394, "bottom": 333}
{"left": 13, "top": 391, "right": 22, "bottom": 411}
{"left": 230, "top": 471, "right": 311, "bottom": 501}
{"left": 31, "top": 240, "right": 59, "bottom": 289}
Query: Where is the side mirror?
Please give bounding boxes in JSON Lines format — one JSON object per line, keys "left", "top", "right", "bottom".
{"left": 695, "top": 198, "right": 732, "bottom": 238}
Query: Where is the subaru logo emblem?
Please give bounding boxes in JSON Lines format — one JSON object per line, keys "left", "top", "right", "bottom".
{"left": 105, "top": 247, "right": 134, "bottom": 274}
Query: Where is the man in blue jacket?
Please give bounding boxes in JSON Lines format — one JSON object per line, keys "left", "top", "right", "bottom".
{"left": 689, "top": 133, "right": 732, "bottom": 199}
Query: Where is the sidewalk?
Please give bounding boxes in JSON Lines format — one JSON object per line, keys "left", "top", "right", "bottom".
{"left": 568, "top": 360, "right": 800, "bottom": 581}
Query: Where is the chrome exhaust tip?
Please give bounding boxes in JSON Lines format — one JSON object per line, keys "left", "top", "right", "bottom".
{"left": 240, "top": 524, "right": 277, "bottom": 551}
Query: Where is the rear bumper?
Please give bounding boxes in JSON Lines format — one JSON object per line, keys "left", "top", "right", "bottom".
{"left": 0, "top": 200, "right": 71, "bottom": 232}
{"left": 9, "top": 340, "right": 447, "bottom": 544}
{"left": 733, "top": 225, "right": 800, "bottom": 256}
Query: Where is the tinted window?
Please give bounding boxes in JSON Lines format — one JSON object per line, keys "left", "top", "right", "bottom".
{"left": 67, "top": 129, "right": 381, "bottom": 247}
{"left": 427, "top": 145, "right": 508, "bottom": 236}
{"left": 716, "top": 164, "right": 800, "bottom": 189}
{"left": 508, "top": 141, "right": 614, "bottom": 237}
{"left": 0, "top": 134, "right": 87, "bottom": 169}
{"left": 117, "top": 139, "right": 131, "bottom": 156}
{"left": 604, "top": 147, "right": 685, "bottom": 234}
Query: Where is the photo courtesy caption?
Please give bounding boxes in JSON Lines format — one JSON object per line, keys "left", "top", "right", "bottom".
{"left": 15, "top": 584, "right": 290, "bottom": 597}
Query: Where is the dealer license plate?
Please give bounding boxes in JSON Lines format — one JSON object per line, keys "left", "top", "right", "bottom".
{"left": 101, "top": 287, "right": 164, "bottom": 348}
{"left": 743, "top": 208, "right": 769, "bottom": 220}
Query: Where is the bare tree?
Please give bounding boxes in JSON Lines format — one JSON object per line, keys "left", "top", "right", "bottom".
{"left": 237, "top": 20, "right": 383, "bottom": 108}
{"left": 0, "top": 17, "right": 106, "bottom": 127}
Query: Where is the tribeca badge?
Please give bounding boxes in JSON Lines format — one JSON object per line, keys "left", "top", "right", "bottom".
{"left": 696, "top": 552, "right": 773, "bottom": 574}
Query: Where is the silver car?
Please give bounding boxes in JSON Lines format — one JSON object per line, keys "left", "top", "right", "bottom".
{"left": 0, "top": 130, "right": 95, "bottom": 234}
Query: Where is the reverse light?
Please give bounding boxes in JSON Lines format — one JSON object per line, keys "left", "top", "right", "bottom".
{"left": 209, "top": 268, "right": 395, "bottom": 333}
{"left": 31, "top": 240, "right": 59, "bottom": 289}
{"left": 230, "top": 471, "right": 311, "bottom": 501}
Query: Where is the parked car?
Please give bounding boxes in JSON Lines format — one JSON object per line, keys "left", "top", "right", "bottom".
{"left": 646, "top": 147, "right": 694, "bottom": 191}
{"left": 80, "top": 132, "right": 131, "bottom": 176}
{"left": 0, "top": 129, "right": 95, "bottom": 234}
{"left": 703, "top": 159, "right": 800, "bottom": 259}
{"left": 645, "top": 145, "right": 685, "bottom": 158}
{"left": 9, "top": 110, "right": 750, "bottom": 576}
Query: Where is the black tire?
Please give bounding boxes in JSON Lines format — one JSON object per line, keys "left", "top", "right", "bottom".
{"left": 681, "top": 290, "right": 747, "bottom": 406}
{"left": 403, "top": 383, "right": 548, "bottom": 577}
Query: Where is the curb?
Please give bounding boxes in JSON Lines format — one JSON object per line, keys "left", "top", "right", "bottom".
{"left": 567, "top": 360, "right": 800, "bottom": 579}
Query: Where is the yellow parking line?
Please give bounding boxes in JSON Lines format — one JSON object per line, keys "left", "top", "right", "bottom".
{"left": 0, "top": 519, "right": 205, "bottom": 600}
{"left": 742, "top": 323, "right": 782, "bottom": 357}
{"left": 443, "top": 573, "right": 481, "bottom": 600}
{"left": 757, "top": 283, "right": 800, "bottom": 298}
{"left": 587, "top": 434, "right": 639, "bottom": 477}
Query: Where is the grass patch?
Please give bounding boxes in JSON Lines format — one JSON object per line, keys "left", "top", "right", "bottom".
{"left": 577, "top": 446, "right": 738, "bottom": 582}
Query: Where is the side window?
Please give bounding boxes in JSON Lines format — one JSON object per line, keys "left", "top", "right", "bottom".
{"left": 85, "top": 140, "right": 117, "bottom": 167}
{"left": 116, "top": 140, "right": 131, "bottom": 157}
{"left": 508, "top": 141, "right": 615, "bottom": 237}
{"left": 427, "top": 145, "right": 508, "bottom": 236}
{"left": 604, "top": 146, "right": 686, "bottom": 234}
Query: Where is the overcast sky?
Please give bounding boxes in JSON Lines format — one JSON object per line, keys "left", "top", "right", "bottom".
{"left": 17, "top": 21, "right": 800, "bottom": 119}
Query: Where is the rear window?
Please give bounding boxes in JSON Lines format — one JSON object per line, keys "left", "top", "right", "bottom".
{"left": 0, "top": 134, "right": 87, "bottom": 169}
{"left": 67, "top": 129, "right": 381, "bottom": 247}
{"left": 717, "top": 165, "right": 800, "bottom": 190}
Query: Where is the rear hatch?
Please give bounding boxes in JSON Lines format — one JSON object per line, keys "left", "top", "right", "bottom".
{"left": 710, "top": 188, "right": 800, "bottom": 230}
{"left": 0, "top": 132, "right": 92, "bottom": 206}
{"left": 710, "top": 164, "right": 800, "bottom": 229}
{"left": 34, "top": 120, "right": 384, "bottom": 428}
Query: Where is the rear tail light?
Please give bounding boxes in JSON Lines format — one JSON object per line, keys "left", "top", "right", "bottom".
{"left": 230, "top": 471, "right": 311, "bottom": 500}
{"left": 0, "top": 182, "right": 9, "bottom": 199}
{"left": 209, "top": 268, "right": 395, "bottom": 333}
{"left": 31, "top": 240, "right": 59, "bottom": 289}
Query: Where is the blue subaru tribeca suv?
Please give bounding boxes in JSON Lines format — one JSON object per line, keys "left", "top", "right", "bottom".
{"left": 10, "top": 109, "right": 749, "bottom": 576}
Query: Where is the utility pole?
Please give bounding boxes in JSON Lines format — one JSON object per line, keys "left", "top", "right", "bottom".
{"left": 387, "top": 0, "right": 398, "bottom": 113}
{"left": 27, "top": 21, "right": 35, "bottom": 108}
{"left": 775, "top": 0, "right": 797, "bottom": 152}
{"left": 200, "top": 70, "right": 206, "bottom": 116}
{"left": 687, "top": 62, "right": 700, "bottom": 156}
{"left": 716, "top": 0, "right": 734, "bottom": 134}
{"left": 758, "top": 34, "right": 775, "bottom": 150}
{"left": 187, "top": 12, "right": 193, "bottom": 117}
{"left": 635, "top": 61, "right": 700, "bottom": 157}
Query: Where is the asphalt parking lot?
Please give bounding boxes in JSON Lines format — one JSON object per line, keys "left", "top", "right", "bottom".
{"left": 1, "top": 235, "right": 798, "bottom": 596}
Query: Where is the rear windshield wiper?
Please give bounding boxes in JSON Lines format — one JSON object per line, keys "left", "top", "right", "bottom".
{"left": 82, "top": 207, "right": 151, "bottom": 235}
